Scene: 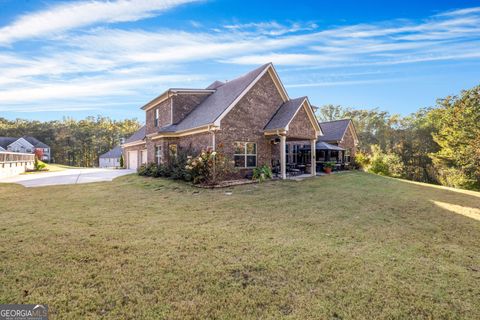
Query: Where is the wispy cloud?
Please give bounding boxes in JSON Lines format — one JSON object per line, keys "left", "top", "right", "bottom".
{"left": 1, "top": 5, "right": 480, "bottom": 113}
{"left": 0, "top": 0, "right": 200, "bottom": 45}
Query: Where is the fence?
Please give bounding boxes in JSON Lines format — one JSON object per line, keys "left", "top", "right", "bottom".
{"left": 0, "top": 151, "right": 35, "bottom": 178}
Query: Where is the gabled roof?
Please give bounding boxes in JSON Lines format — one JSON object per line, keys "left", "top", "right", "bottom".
{"left": 318, "top": 119, "right": 353, "bottom": 142}
{"left": 206, "top": 80, "right": 225, "bottom": 90}
{"left": 8, "top": 137, "right": 34, "bottom": 149}
{"left": 0, "top": 136, "right": 49, "bottom": 149}
{"left": 100, "top": 146, "right": 122, "bottom": 159}
{"left": 265, "top": 97, "right": 307, "bottom": 131}
{"left": 165, "top": 63, "right": 274, "bottom": 132}
{"left": 23, "top": 136, "right": 49, "bottom": 148}
{"left": 264, "top": 96, "right": 322, "bottom": 135}
{"left": 0, "top": 146, "right": 5, "bottom": 151}
{"left": 0, "top": 137, "right": 17, "bottom": 149}
{"left": 124, "top": 126, "right": 146, "bottom": 144}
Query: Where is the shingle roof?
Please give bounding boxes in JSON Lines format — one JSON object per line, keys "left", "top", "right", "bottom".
{"left": 124, "top": 126, "right": 146, "bottom": 144}
{"left": 23, "top": 136, "right": 49, "bottom": 148}
{"left": 0, "top": 136, "right": 49, "bottom": 148}
{"left": 100, "top": 145, "right": 122, "bottom": 159}
{"left": 318, "top": 119, "right": 351, "bottom": 142}
{"left": 159, "top": 63, "right": 271, "bottom": 132}
{"left": 0, "top": 137, "right": 17, "bottom": 149}
{"left": 205, "top": 80, "right": 225, "bottom": 90}
{"left": 301, "top": 141, "right": 345, "bottom": 151}
{"left": 264, "top": 97, "right": 306, "bottom": 131}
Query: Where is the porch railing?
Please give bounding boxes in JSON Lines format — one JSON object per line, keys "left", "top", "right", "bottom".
{"left": 0, "top": 151, "right": 35, "bottom": 164}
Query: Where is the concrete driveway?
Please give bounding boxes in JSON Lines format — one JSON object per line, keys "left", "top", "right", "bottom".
{"left": 0, "top": 168, "right": 136, "bottom": 187}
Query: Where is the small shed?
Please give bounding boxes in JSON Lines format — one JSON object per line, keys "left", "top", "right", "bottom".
{"left": 99, "top": 146, "right": 122, "bottom": 168}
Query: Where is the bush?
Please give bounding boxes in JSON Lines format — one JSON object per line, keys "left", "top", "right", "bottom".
{"left": 165, "top": 147, "right": 192, "bottom": 181}
{"left": 252, "top": 165, "right": 273, "bottom": 182}
{"left": 34, "top": 157, "right": 48, "bottom": 171}
{"left": 119, "top": 154, "right": 124, "bottom": 168}
{"left": 357, "top": 145, "right": 404, "bottom": 178}
{"left": 137, "top": 163, "right": 167, "bottom": 177}
{"left": 185, "top": 147, "right": 233, "bottom": 185}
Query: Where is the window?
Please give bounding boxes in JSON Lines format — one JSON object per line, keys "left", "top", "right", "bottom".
{"left": 345, "top": 149, "right": 351, "bottom": 163}
{"left": 155, "top": 146, "right": 162, "bottom": 164}
{"left": 234, "top": 142, "right": 256, "bottom": 168}
{"left": 154, "top": 109, "right": 159, "bottom": 127}
{"left": 169, "top": 144, "right": 177, "bottom": 159}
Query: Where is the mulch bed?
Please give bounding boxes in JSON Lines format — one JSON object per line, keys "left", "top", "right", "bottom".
{"left": 194, "top": 179, "right": 257, "bottom": 189}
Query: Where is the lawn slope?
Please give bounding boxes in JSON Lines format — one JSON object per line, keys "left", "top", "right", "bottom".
{"left": 0, "top": 172, "right": 479, "bottom": 319}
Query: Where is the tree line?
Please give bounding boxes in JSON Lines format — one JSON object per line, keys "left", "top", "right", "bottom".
{"left": 1, "top": 84, "right": 478, "bottom": 190}
{"left": 317, "top": 84, "right": 480, "bottom": 191}
{"left": 0, "top": 116, "right": 140, "bottom": 167}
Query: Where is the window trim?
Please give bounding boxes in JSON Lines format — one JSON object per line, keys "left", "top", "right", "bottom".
{"left": 155, "top": 145, "right": 162, "bottom": 165}
{"left": 154, "top": 109, "right": 159, "bottom": 127}
{"left": 234, "top": 141, "right": 257, "bottom": 168}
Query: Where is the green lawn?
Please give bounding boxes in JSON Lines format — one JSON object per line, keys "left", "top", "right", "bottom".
{"left": 22, "top": 163, "right": 82, "bottom": 174}
{"left": 1, "top": 172, "right": 479, "bottom": 319}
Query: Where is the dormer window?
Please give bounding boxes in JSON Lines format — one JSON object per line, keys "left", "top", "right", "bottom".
{"left": 154, "top": 109, "right": 159, "bottom": 127}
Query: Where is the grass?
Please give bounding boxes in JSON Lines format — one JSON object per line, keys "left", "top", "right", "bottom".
{"left": 22, "top": 163, "right": 81, "bottom": 174}
{"left": 0, "top": 172, "right": 479, "bottom": 319}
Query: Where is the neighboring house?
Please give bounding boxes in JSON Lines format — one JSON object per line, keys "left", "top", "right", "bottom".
{"left": 99, "top": 146, "right": 123, "bottom": 168}
{"left": 0, "top": 136, "right": 51, "bottom": 161}
{"left": 123, "top": 63, "right": 322, "bottom": 179}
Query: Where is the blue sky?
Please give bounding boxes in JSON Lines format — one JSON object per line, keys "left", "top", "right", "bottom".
{"left": 0, "top": 0, "right": 479, "bottom": 122}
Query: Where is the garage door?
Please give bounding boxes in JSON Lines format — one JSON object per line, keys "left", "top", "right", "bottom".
{"left": 128, "top": 150, "right": 138, "bottom": 170}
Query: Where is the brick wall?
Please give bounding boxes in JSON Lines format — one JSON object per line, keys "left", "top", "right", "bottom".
{"left": 146, "top": 98, "right": 171, "bottom": 135}
{"left": 145, "top": 133, "right": 213, "bottom": 164}
{"left": 215, "top": 72, "right": 284, "bottom": 169}
{"left": 172, "top": 93, "right": 211, "bottom": 124}
{"left": 338, "top": 123, "right": 357, "bottom": 158}
{"left": 287, "top": 106, "right": 317, "bottom": 140}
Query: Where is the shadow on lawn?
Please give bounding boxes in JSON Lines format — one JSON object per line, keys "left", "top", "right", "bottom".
{"left": 376, "top": 174, "right": 480, "bottom": 223}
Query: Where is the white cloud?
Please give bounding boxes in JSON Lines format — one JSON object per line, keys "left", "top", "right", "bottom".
{"left": 0, "top": 0, "right": 201, "bottom": 45}
{"left": 1, "top": 5, "right": 480, "bottom": 113}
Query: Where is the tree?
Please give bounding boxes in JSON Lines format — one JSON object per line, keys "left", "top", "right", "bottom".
{"left": 428, "top": 86, "right": 480, "bottom": 190}
{"left": 34, "top": 148, "right": 44, "bottom": 160}
{"left": 0, "top": 116, "right": 140, "bottom": 168}
{"left": 119, "top": 154, "right": 124, "bottom": 168}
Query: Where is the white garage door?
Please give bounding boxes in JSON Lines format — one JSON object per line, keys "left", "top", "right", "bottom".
{"left": 128, "top": 150, "right": 138, "bottom": 170}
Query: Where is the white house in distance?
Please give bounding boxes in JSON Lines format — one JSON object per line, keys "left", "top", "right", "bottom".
{"left": 99, "top": 146, "right": 122, "bottom": 168}
{"left": 0, "top": 136, "right": 51, "bottom": 161}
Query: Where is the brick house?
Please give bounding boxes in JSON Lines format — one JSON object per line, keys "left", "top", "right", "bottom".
{"left": 318, "top": 119, "right": 359, "bottom": 164}
{"left": 122, "top": 63, "right": 322, "bottom": 179}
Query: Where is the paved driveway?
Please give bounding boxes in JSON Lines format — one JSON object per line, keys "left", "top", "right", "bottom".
{"left": 0, "top": 168, "right": 136, "bottom": 187}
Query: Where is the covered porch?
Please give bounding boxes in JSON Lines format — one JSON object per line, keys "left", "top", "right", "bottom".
{"left": 270, "top": 135, "right": 318, "bottom": 179}
{"left": 300, "top": 141, "right": 347, "bottom": 172}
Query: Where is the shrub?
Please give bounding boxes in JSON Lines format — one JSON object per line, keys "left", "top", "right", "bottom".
{"left": 357, "top": 145, "right": 404, "bottom": 178}
{"left": 119, "top": 154, "right": 124, "bottom": 168}
{"left": 137, "top": 163, "right": 166, "bottom": 177}
{"left": 34, "top": 158, "right": 48, "bottom": 171}
{"left": 185, "top": 147, "right": 232, "bottom": 185}
{"left": 252, "top": 165, "right": 273, "bottom": 182}
{"left": 165, "top": 147, "right": 192, "bottom": 181}
{"left": 323, "top": 161, "right": 336, "bottom": 169}
{"left": 354, "top": 151, "right": 370, "bottom": 169}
